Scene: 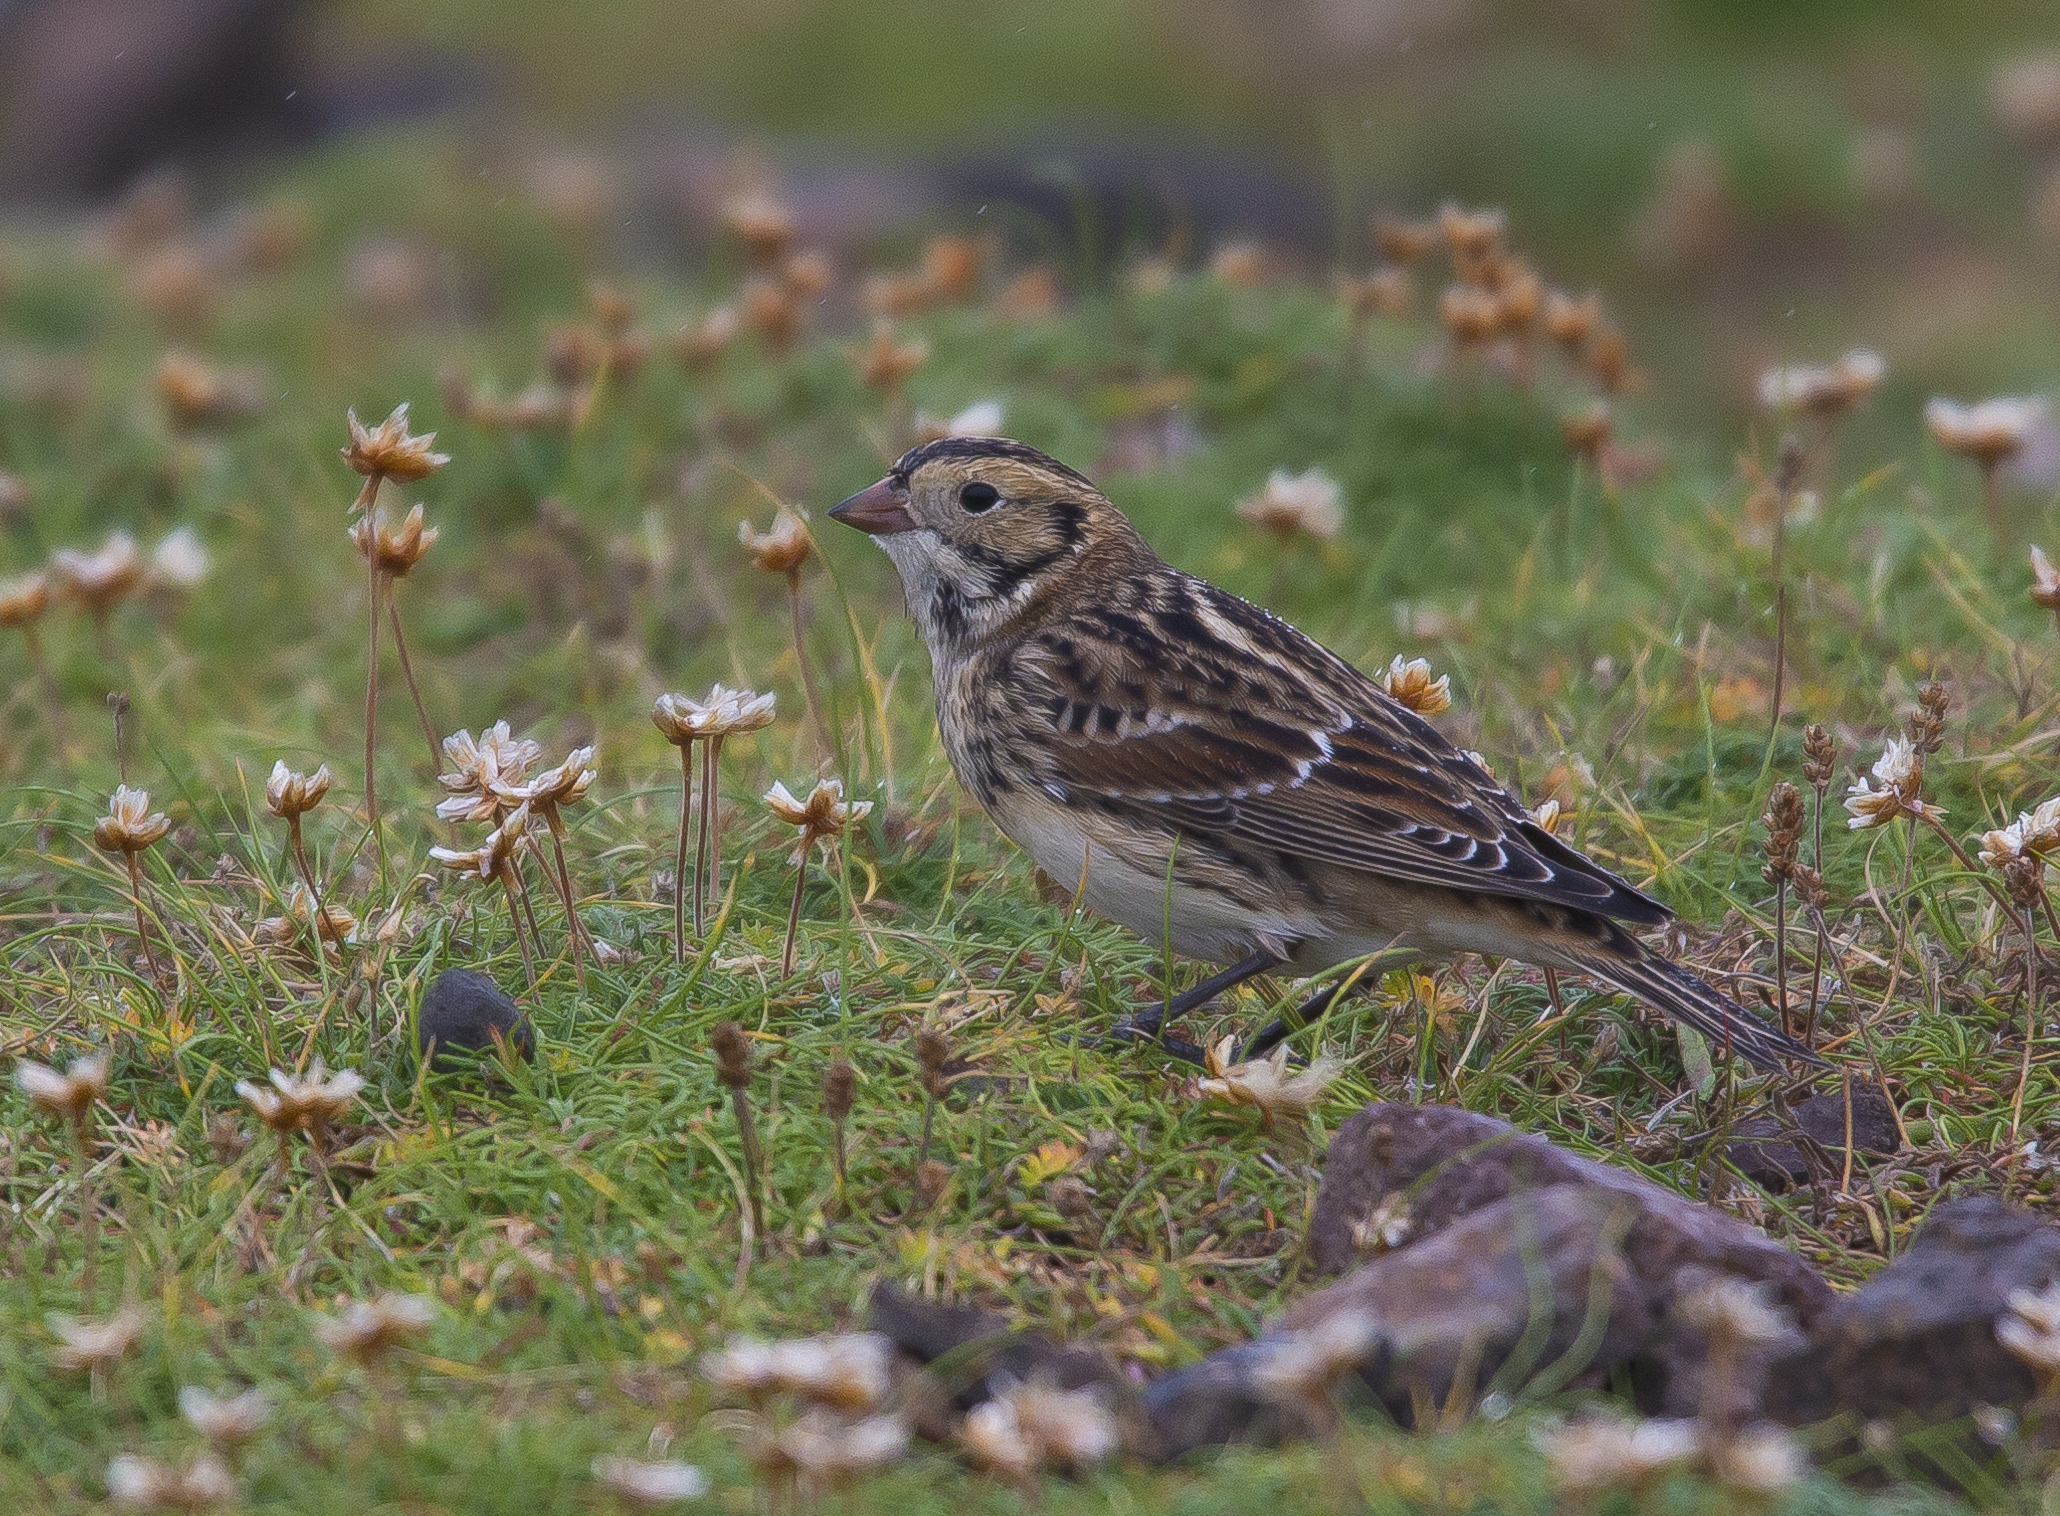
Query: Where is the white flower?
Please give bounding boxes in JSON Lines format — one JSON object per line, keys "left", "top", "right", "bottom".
{"left": 48, "top": 1306, "right": 148, "bottom": 1371}
{"left": 1756, "top": 349, "right": 1884, "bottom": 417}
{"left": 1708, "top": 1423, "right": 1808, "bottom": 1494}
{"left": 17, "top": 1051, "right": 110, "bottom": 1119}
{"left": 590, "top": 1455, "right": 709, "bottom": 1505}
{"left": 946, "top": 399, "right": 1005, "bottom": 436}
{"left": 1843, "top": 735, "right": 1931, "bottom": 829}
{"left": 701, "top": 1332, "right": 894, "bottom": 1411}
{"left": 312, "top": 1293, "right": 435, "bottom": 1361}
{"left": 1380, "top": 656, "right": 1450, "bottom": 715}
{"left": 1249, "top": 1309, "right": 1382, "bottom": 1422}
{"left": 652, "top": 685, "right": 777, "bottom": 745}
{"left": 107, "top": 1451, "right": 236, "bottom": 1509}
{"left": 148, "top": 526, "right": 210, "bottom": 588}
{"left": 1999, "top": 1282, "right": 2060, "bottom": 1376}
{"left": 1535, "top": 1414, "right": 1704, "bottom": 1493}
{"left": 1236, "top": 468, "right": 1344, "bottom": 540}
{"left": 1679, "top": 1278, "right": 1796, "bottom": 1349}
{"left": 1197, "top": 1039, "right": 1342, "bottom": 1127}
{"left": 179, "top": 1384, "right": 274, "bottom": 1444}
{"left": 763, "top": 779, "right": 872, "bottom": 842}
{"left": 1926, "top": 395, "right": 2045, "bottom": 467}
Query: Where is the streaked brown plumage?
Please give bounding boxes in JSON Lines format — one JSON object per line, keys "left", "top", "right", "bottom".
{"left": 831, "top": 437, "right": 1819, "bottom": 1071}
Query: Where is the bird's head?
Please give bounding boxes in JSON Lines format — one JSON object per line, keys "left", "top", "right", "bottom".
{"left": 830, "top": 438, "right": 1143, "bottom": 656}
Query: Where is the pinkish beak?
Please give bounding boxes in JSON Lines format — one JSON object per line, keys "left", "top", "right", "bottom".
{"left": 829, "top": 478, "right": 916, "bottom": 535}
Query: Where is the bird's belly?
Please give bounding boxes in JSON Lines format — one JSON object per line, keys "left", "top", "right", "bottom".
{"left": 986, "top": 792, "right": 1322, "bottom": 964}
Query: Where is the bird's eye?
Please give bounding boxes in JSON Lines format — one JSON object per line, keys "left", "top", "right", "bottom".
{"left": 958, "top": 481, "right": 1001, "bottom": 513}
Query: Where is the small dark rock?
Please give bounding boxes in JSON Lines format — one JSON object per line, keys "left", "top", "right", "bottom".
{"left": 1722, "top": 1085, "right": 1901, "bottom": 1191}
{"left": 1764, "top": 1196, "right": 2060, "bottom": 1440}
{"left": 417, "top": 967, "right": 533, "bottom": 1068}
{"left": 866, "top": 1282, "right": 1125, "bottom": 1408}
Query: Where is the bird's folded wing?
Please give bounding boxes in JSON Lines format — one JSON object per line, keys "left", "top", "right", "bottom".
{"left": 1036, "top": 661, "right": 1669, "bottom": 926}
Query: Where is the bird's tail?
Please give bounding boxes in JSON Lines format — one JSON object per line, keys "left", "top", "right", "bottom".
{"left": 1579, "top": 947, "right": 1827, "bottom": 1073}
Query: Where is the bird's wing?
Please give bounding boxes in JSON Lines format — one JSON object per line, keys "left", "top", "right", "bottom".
{"left": 1017, "top": 578, "right": 1669, "bottom": 925}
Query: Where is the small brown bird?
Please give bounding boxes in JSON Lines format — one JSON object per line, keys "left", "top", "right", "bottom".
{"left": 831, "top": 437, "right": 1818, "bottom": 1071}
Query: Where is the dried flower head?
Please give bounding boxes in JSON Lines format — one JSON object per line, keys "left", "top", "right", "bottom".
{"left": 106, "top": 1451, "right": 236, "bottom": 1510}
{"left": 722, "top": 189, "right": 797, "bottom": 263}
{"left": 1926, "top": 396, "right": 2044, "bottom": 468}
{"left": 823, "top": 1059, "right": 857, "bottom": 1122}
{"left": 849, "top": 320, "right": 929, "bottom": 391}
{"left": 1236, "top": 468, "right": 1344, "bottom": 541}
{"left": 1802, "top": 724, "right": 1838, "bottom": 790}
{"left": 1374, "top": 214, "right": 1439, "bottom": 264}
{"left": 53, "top": 531, "right": 145, "bottom": 617}
{"left": 915, "top": 1027, "right": 951, "bottom": 1097}
{"left": 1906, "top": 680, "right": 1950, "bottom": 757}
{"left": 179, "top": 1384, "right": 274, "bottom": 1446}
{"left": 349, "top": 504, "right": 440, "bottom": 578}
{"left": 0, "top": 569, "right": 50, "bottom": 629}
{"left": 1438, "top": 283, "right": 1500, "bottom": 345}
{"left": 1249, "top": 1308, "right": 1382, "bottom": 1425}
{"left": 1438, "top": 202, "right": 1506, "bottom": 262}
{"left": 1708, "top": 1424, "right": 1808, "bottom": 1495}
{"left": 1560, "top": 402, "right": 1612, "bottom": 462}
{"left": 18, "top": 1051, "right": 110, "bottom": 1120}
{"left": 1380, "top": 656, "right": 1451, "bottom": 715}
{"left": 2033, "top": 546, "right": 2060, "bottom": 618}
{"left": 1210, "top": 238, "right": 1275, "bottom": 289}
{"left": 590, "top": 1455, "right": 709, "bottom": 1506}
{"left": 1528, "top": 799, "right": 1572, "bottom": 837}
{"left": 503, "top": 746, "right": 596, "bottom": 809}
{"left": 341, "top": 401, "right": 449, "bottom": 486}
{"left": 233, "top": 1060, "right": 364, "bottom": 1136}
{"left": 1535, "top": 1415, "right": 1704, "bottom": 1494}
{"left": 1680, "top": 1278, "right": 1797, "bottom": 1350}
{"left": 740, "top": 275, "right": 801, "bottom": 353}
{"left": 1762, "top": 782, "right": 1804, "bottom": 886}
{"left": 763, "top": 779, "right": 871, "bottom": 844}
{"left": 757, "top": 1408, "right": 909, "bottom": 1495}
{"left": 429, "top": 803, "right": 531, "bottom": 880}
{"left": 1756, "top": 349, "right": 1885, "bottom": 418}
{"left": 313, "top": 1293, "right": 435, "bottom": 1363}
{"left": 148, "top": 526, "right": 210, "bottom": 589}
{"left": 783, "top": 248, "right": 835, "bottom": 299}
{"left": 711, "top": 1021, "right": 753, "bottom": 1092}
{"left": 1197, "top": 1039, "right": 1342, "bottom": 1127}
{"left": 1542, "top": 289, "right": 1603, "bottom": 351}
{"left": 651, "top": 685, "right": 777, "bottom": 746}
{"left": 155, "top": 351, "right": 264, "bottom": 430}
{"left": 49, "top": 1305, "right": 148, "bottom": 1372}
{"left": 963, "top": 1377, "right": 1119, "bottom": 1479}
{"left": 260, "top": 880, "right": 357, "bottom": 947}
{"left": 1999, "top": 1281, "right": 2060, "bottom": 1379}
{"left": 1843, "top": 736, "right": 1933, "bottom": 830}
{"left": 912, "top": 398, "right": 1006, "bottom": 443}
{"left": 1335, "top": 268, "right": 1413, "bottom": 322}
{"left": 674, "top": 304, "right": 741, "bottom": 369}
{"left": 265, "top": 760, "right": 332, "bottom": 820}
{"left": 95, "top": 785, "right": 173, "bottom": 855}
{"left": 739, "top": 507, "right": 812, "bottom": 575}
{"left": 702, "top": 1331, "right": 894, "bottom": 1411}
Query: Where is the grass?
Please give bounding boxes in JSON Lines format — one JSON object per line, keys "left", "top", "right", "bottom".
{"left": 2, "top": 122, "right": 2058, "bottom": 1511}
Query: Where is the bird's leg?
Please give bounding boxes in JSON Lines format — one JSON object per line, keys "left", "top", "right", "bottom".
{"left": 1117, "top": 949, "right": 1280, "bottom": 1051}
{"left": 1238, "top": 978, "right": 1355, "bottom": 1062}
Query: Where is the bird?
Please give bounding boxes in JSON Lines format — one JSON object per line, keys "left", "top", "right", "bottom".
{"left": 829, "top": 436, "right": 1821, "bottom": 1072}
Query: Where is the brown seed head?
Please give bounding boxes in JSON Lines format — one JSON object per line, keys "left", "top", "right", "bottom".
{"left": 264, "top": 760, "right": 332, "bottom": 820}
{"left": 585, "top": 280, "right": 634, "bottom": 335}
{"left": 2005, "top": 855, "right": 2046, "bottom": 910}
{"left": 674, "top": 304, "right": 741, "bottom": 370}
{"left": 1790, "top": 863, "right": 1828, "bottom": 912}
{"left": 1587, "top": 324, "right": 1635, "bottom": 393}
{"left": 1334, "top": 267, "right": 1413, "bottom": 322}
{"left": 1762, "top": 781, "right": 1804, "bottom": 884}
{"left": 849, "top": 320, "right": 928, "bottom": 392}
{"left": 739, "top": 507, "right": 812, "bottom": 574}
{"left": 0, "top": 570, "right": 51, "bottom": 629}
{"left": 1438, "top": 284, "right": 1500, "bottom": 345}
{"left": 1803, "top": 724, "right": 1838, "bottom": 789}
{"left": 1437, "top": 202, "right": 1506, "bottom": 261}
{"left": 95, "top": 785, "right": 172, "bottom": 855}
{"left": 341, "top": 402, "right": 449, "bottom": 485}
{"left": 823, "top": 1058, "right": 856, "bottom": 1123}
{"left": 712, "top": 1021, "right": 752, "bottom": 1090}
{"left": 722, "top": 190, "right": 797, "bottom": 265}
{"left": 1373, "top": 214, "right": 1439, "bottom": 265}
{"left": 53, "top": 532, "right": 145, "bottom": 617}
{"left": 1541, "top": 289, "right": 1602, "bottom": 351}
{"left": 920, "top": 235, "right": 986, "bottom": 302}
{"left": 915, "top": 1158, "right": 951, "bottom": 1208}
{"left": 1560, "top": 402, "right": 1612, "bottom": 461}
{"left": 740, "top": 275, "right": 800, "bottom": 354}
{"left": 782, "top": 249, "right": 834, "bottom": 300}
{"left": 348, "top": 503, "right": 440, "bottom": 578}
{"left": 1906, "top": 680, "right": 1950, "bottom": 757}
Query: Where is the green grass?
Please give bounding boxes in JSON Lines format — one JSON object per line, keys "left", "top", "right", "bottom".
{"left": 2, "top": 124, "right": 2058, "bottom": 1511}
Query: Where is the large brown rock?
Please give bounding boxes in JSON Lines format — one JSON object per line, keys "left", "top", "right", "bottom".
{"left": 1764, "top": 1196, "right": 2060, "bottom": 1432}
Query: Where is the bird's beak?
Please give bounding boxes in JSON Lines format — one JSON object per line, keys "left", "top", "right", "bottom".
{"left": 829, "top": 478, "right": 916, "bottom": 535}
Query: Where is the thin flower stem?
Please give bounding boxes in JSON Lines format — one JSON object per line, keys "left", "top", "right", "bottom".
{"left": 697, "top": 737, "right": 724, "bottom": 935}
{"left": 499, "top": 872, "right": 537, "bottom": 986}
{"left": 1915, "top": 810, "right": 2019, "bottom": 916}
{"left": 511, "top": 855, "right": 547, "bottom": 964}
{"left": 2014, "top": 904, "right": 2040, "bottom": 1142}
{"left": 1773, "top": 879, "right": 1790, "bottom": 1036}
{"left": 1982, "top": 462, "right": 2003, "bottom": 537}
{"left": 675, "top": 741, "right": 696, "bottom": 956}
{"left": 1804, "top": 910, "right": 1829, "bottom": 1051}
{"left": 782, "top": 847, "right": 810, "bottom": 978}
{"left": 124, "top": 852, "right": 165, "bottom": 984}
{"left": 22, "top": 624, "right": 68, "bottom": 753}
{"left": 787, "top": 570, "right": 833, "bottom": 758}
{"left": 730, "top": 1086, "right": 765, "bottom": 1236}
{"left": 540, "top": 805, "right": 587, "bottom": 986}
{"left": 364, "top": 556, "right": 384, "bottom": 881}
{"left": 287, "top": 816, "right": 329, "bottom": 936}
{"left": 385, "top": 589, "right": 441, "bottom": 774}
{"left": 71, "top": 1112, "right": 97, "bottom": 1306}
